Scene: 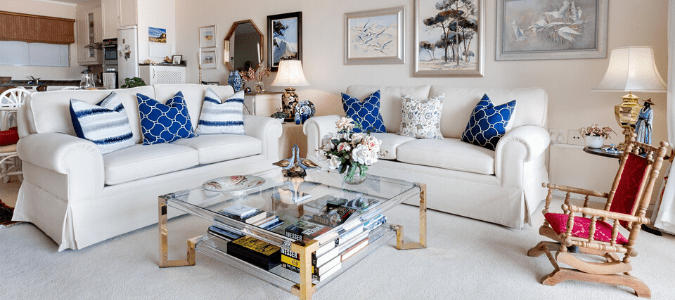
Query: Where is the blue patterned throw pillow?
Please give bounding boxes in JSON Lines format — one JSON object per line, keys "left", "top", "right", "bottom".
{"left": 341, "top": 90, "right": 386, "bottom": 133}
{"left": 137, "top": 91, "right": 196, "bottom": 145}
{"left": 461, "top": 94, "right": 516, "bottom": 150}
{"left": 69, "top": 92, "right": 135, "bottom": 154}
{"left": 195, "top": 89, "right": 245, "bottom": 135}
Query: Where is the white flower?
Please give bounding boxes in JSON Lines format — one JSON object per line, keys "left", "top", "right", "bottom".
{"left": 337, "top": 142, "right": 351, "bottom": 152}
{"left": 362, "top": 135, "right": 382, "bottom": 152}
{"left": 328, "top": 155, "right": 341, "bottom": 170}
{"left": 352, "top": 132, "right": 365, "bottom": 144}
{"left": 336, "top": 117, "right": 355, "bottom": 131}
{"left": 321, "top": 141, "right": 335, "bottom": 152}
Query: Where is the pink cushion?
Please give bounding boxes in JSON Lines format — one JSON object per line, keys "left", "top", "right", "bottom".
{"left": 544, "top": 213, "right": 629, "bottom": 245}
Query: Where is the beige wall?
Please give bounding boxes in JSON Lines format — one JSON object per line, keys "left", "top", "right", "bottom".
{"left": 137, "top": 0, "right": 176, "bottom": 63}
{"left": 0, "top": 0, "right": 86, "bottom": 80}
{"left": 182, "top": 0, "right": 669, "bottom": 204}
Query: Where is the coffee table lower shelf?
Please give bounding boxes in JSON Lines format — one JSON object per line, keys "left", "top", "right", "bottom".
{"left": 195, "top": 226, "right": 397, "bottom": 294}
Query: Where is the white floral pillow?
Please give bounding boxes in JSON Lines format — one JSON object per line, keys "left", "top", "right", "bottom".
{"left": 397, "top": 94, "right": 444, "bottom": 139}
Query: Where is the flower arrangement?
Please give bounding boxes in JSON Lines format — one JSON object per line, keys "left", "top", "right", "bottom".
{"left": 239, "top": 66, "right": 271, "bottom": 82}
{"left": 579, "top": 124, "right": 614, "bottom": 139}
{"left": 320, "top": 117, "right": 382, "bottom": 182}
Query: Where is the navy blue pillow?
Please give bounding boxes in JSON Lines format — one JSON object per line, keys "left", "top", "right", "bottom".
{"left": 137, "top": 91, "right": 196, "bottom": 145}
{"left": 461, "top": 94, "right": 516, "bottom": 150}
{"left": 341, "top": 90, "right": 386, "bottom": 133}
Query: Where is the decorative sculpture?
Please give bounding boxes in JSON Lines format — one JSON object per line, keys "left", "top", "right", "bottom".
{"left": 635, "top": 98, "right": 654, "bottom": 145}
{"left": 273, "top": 145, "right": 319, "bottom": 178}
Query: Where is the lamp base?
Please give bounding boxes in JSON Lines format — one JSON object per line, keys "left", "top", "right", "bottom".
{"left": 281, "top": 87, "right": 299, "bottom": 119}
{"left": 615, "top": 92, "right": 642, "bottom": 150}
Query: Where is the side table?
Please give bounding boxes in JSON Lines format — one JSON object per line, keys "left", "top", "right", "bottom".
{"left": 583, "top": 146, "right": 663, "bottom": 236}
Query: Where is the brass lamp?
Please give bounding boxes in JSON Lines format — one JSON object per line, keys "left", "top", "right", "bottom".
{"left": 271, "top": 60, "right": 310, "bottom": 121}
{"left": 593, "top": 47, "right": 666, "bottom": 148}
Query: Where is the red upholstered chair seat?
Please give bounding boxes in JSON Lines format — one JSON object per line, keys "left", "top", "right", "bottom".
{"left": 544, "top": 213, "right": 629, "bottom": 245}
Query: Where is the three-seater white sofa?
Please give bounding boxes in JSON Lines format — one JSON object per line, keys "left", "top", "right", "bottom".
{"left": 12, "top": 84, "right": 282, "bottom": 251}
{"left": 304, "top": 85, "right": 550, "bottom": 229}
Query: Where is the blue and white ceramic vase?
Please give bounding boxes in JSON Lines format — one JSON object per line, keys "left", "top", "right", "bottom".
{"left": 227, "top": 71, "right": 242, "bottom": 92}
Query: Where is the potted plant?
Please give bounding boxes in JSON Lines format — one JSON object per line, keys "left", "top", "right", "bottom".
{"left": 579, "top": 124, "right": 614, "bottom": 148}
{"left": 121, "top": 77, "right": 146, "bottom": 88}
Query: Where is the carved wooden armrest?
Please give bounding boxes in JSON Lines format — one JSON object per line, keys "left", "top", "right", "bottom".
{"left": 563, "top": 204, "right": 649, "bottom": 225}
{"left": 542, "top": 183, "right": 609, "bottom": 198}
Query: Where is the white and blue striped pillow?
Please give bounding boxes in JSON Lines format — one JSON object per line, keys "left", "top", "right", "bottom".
{"left": 195, "top": 88, "right": 245, "bottom": 135}
{"left": 69, "top": 92, "right": 135, "bottom": 154}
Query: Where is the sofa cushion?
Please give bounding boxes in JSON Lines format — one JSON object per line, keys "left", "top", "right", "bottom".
{"left": 137, "top": 91, "right": 196, "bottom": 145}
{"left": 370, "top": 132, "right": 415, "bottom": 160}
{"left": 171, "top": 134, "right": 262, "bottom": 165}
{"left": 195, "top": 89, "right": 245, "bottom": 135}
{"left": 341, "top": 90, "right": 386, "bottom": 133}
{"left": 69, "top": 92, "right": 135, "bottom": 154}
{"left": 396, "top": 138, "right": 495, "bottom": 175}
{"left": 103, "top": 143, "right": 199, "bottom": 185}
{"left": 398, "top": 94, "right": 444, "bottom": 140}
{"left": 461, "top": 94, "right": 516, "bottom": 150}
{"left": 154, "top": 84, "right": 236, "bottom": 131}
{"left": 346, "top": 85, "right": 431, "bottom": 133}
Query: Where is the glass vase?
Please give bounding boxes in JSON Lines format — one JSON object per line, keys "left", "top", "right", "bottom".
{"left": 255, "top": 81, "right": 265, "bottom": 93}
{"left": 341, "top": 165, "right": 368, "bottom": 185}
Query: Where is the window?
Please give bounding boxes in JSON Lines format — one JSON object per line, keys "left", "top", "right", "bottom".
{"left": 0, "top": 41, "right": 69, "bottom": 67}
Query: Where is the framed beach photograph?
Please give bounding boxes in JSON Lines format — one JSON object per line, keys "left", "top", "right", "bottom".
{"left": 495, "top": 0, "right": 608, "bottom": 61}
{"left": 344, "top": 6, "right": 405, "bottom": 65}
{"left": 267, "top": 12, "right": 302, "bottom": 72}
{"left": 172, "top": 55, "right": 182, "bottom": 65}
{"left": 414, "top": 0, "right": 484, "bottom": 77}
{"left": 200, "top": 49, "right": 217, "bottom": 69}
{"left": 199, "top": 25, "right": 216, "bottom": 48}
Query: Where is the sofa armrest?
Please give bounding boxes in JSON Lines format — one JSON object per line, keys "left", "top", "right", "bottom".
{"left": 494, "top": 125, "right": 550, "bottom": 182}
{"left": 303, "top": 115, "right": 341, "bottom": 161}
{"left": 17, "top": 132, "right": 105, "bottom": 201}
{"left": 244, "top": 115, "right": 283, "bottom": 161}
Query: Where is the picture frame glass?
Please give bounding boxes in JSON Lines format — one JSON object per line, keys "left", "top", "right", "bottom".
{"left": 200, "top": 50, "right": 217, "bottom": 69}
{"left": 415, "top": 0, "right": 483, "bottom": 76}
{"left": 200, "top": 26, "right": 216, "bottom": 48}
{"left": 345, "top": 7, "right": 404, "bottom": 65}
{"left": 268, "top": 12, "right": 302, "bottom": 72}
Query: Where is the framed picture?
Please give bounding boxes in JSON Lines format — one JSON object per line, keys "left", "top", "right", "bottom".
{"left": 199, "top": 25, "right": 216, "bottom": 48}
{"left": 267, "top": 12, "right": 302, "bottom": 72}
{"left": 172, "top": 55, "right": 182, "bottom": 65}
{"left": 200, "top": 49, "right": 217, "bottom": 69}
{"left": 344, "top": 6, "right": 405, "bottom": 65}
{"left": 414, "top": 0, "right": 484, "bottom": 77}
{"left": 495, "top": 0, "right": 608, "bottom": 61}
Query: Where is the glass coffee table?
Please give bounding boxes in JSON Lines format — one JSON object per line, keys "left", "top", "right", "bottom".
{"left": 158, "top": 169, "right": 426, "bottom": 300}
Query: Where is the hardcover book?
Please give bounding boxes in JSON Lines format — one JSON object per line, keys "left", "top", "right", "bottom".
{"left": 284, "top": 220, "right": 332, "bottom": 243}
{"left": 341, "top": 238, "right": 368, "bottom": 262}
{"left": 218, "top": 209, "right": 267, "bottom": 224}
{"left": 227, "top": 236, "right": 281, "bottom": 270}
{"left": 208, "top": 225, "right": 244, "bottom": 240}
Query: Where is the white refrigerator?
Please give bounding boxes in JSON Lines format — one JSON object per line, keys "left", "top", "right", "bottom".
{"left": 118, "top": 26, "right": 139, "bottom": 84}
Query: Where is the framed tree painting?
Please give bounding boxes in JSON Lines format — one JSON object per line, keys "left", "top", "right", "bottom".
{"left": 495, "top": 0, "right": 608, "bottom": 61}
{"left": 267, "top": 12, "right": 302, "bottom": 72}
{"left": 414, "top": 0, "right": 484, "bottom": 77}
{"left": 344, "top": 6, "right": 405, "bottom": 65}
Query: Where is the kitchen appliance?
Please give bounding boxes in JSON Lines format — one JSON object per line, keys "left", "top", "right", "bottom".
{"left": 103, "top": 66, "right": 117, "bottom": 89}
{"left": 102, "top": 38, "right": 118, "bottom": 65}
{"left": 117, "top": 26, "right": 139, "bottom": 84}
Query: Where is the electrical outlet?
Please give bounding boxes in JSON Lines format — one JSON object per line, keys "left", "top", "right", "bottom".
{"left": 549, "top": 129, "right": 567, "bottom": 144}
{"left": 568, "top": 130, "right": 584, "bottom": 146}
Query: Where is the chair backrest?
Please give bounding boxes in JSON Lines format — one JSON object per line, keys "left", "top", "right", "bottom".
{"left": 1, "top": 88, "right": 31, "bottom": 130}
{"left": 605, "top": 138, "right": 669, "bottom": 228}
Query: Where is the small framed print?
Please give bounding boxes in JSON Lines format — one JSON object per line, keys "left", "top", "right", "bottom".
{"left": 199, "top": 25, "right": 216, "bottom": 48}
{"left": 345, "top": 6, "right": 405, "bottom": 65}
{"left": 172, "top": 55, "right": 182, "bottom": 65}
{"left": 200, "top": 49, "right": 217, "bottom": 69}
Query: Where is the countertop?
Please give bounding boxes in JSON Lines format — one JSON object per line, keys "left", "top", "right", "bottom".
{"left": 0, "top": 80, "right": 81, "bottom": 87}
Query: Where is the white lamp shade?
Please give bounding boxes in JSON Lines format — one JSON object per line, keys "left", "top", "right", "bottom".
{"left": 271, "top": 60, "right": 310, "bottom": 87}
{"left": 593, "top": 47, "right": 667, "bottom": 92}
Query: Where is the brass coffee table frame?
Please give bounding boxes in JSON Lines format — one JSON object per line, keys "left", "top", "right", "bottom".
{"left": 158, "top": 182, "right": 427, "bottom": 300}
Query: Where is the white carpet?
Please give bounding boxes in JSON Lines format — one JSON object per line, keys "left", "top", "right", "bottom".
{"left": 1, "top": 201, "right": 674, "bottom": 300}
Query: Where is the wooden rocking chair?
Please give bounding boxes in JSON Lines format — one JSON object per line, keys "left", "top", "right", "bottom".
{"left": 528, "top": 137, "right": 669, "bottom": 298}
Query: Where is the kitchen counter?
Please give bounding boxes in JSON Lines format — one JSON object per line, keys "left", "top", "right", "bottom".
{"left": 1, "top": 80, "right": 81, "bottom": 87}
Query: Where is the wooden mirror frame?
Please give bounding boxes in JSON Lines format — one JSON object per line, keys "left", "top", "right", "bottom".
{"left": 224, "top": 19, "right": 264, "bottom": 72}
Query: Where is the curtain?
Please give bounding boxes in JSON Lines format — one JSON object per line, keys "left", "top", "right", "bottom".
{"left": 654, "top": 0, "right": 675, "bottom": 234}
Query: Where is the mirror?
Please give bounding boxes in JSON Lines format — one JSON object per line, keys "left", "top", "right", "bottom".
{"left": 224, "top": 20, "right": 264, "bottom": 72}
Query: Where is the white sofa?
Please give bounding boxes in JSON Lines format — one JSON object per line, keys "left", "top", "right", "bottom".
{"left": 12, "top": 84, "right": 282, "bottom": 251}
{"left": 304, "top": 85, "right": 550, "bottom": 229}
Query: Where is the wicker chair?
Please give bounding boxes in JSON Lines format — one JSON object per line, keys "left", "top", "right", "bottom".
{"left": 528, "top": 137, "right": 669, "bottom": 298}
{"left": 0, "top": 88, "right": 31, "bottom": 182}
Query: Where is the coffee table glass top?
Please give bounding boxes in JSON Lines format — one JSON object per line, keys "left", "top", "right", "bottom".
{"left": 161, "top": 169, "right": 418, "bottom": 248}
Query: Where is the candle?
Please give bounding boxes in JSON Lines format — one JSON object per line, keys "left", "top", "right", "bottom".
{"left": 198, "top": 51, "right": 202, "bottom": 67}
{"left": 257, "top": 43, "right": 261, "bottom": 64}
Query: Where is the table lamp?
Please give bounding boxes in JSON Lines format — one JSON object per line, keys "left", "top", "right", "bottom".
{"left": 592, "top": 46, "right": 666, "bottom": 148}
{"left": 271, "top": 60, "right": 310, "bottom": 121}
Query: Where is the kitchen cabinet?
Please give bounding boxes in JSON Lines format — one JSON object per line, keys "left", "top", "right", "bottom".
{"left": 139, "top": 65, "right": 186, "bottom": 85}
{"left": 101, "top": 0, "right": 119, "bottom": 39}
{"left": 118, "top": 0, "right": 138, "bottom": 27}
{"left": 76, "top": 7, "right": 103, "bottom": 65}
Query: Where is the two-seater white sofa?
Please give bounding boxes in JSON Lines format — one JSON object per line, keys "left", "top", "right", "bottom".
{"left": 304, "top": 85, "right": 550, "bottom": 229}
{"left": 12, "top": 84, "right": 282, "bottom": 251}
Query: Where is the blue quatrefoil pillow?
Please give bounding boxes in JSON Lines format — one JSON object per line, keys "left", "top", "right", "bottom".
{"left": 461, "top": 94, "right": 516, "bottom": 150}
{"left": 137, "top": 91, "right": 196, "bottom": 145}
{"left": 341, "top": 90, "right": 386, "bottom": 133}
